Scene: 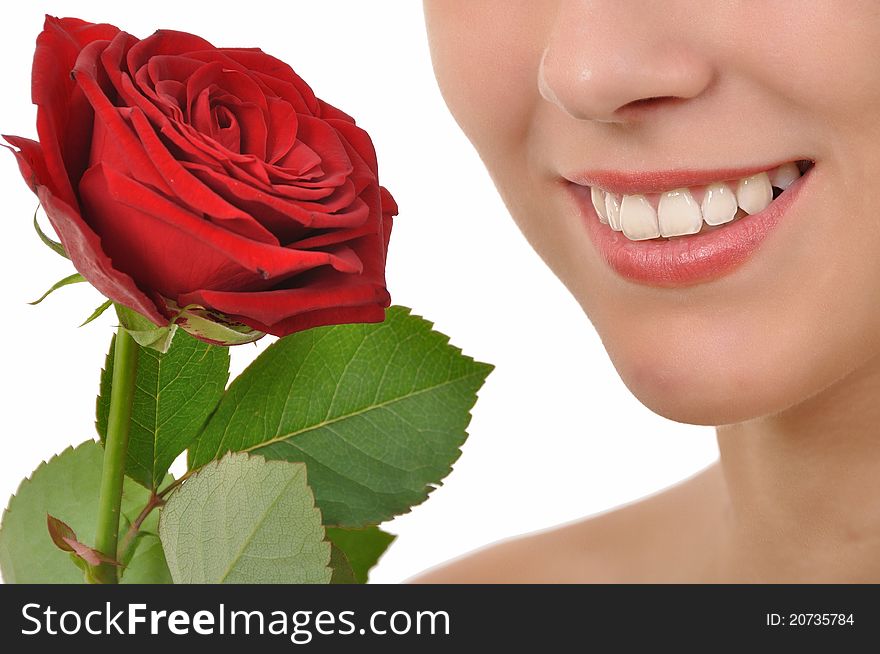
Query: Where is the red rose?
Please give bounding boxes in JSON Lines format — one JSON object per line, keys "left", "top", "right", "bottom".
{"left": 6, "top": 16, "right": 397, "bottom": 343}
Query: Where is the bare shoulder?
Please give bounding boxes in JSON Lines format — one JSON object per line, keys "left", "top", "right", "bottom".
{"left": 408, "top": 464, "right": 723, "bottom": 583}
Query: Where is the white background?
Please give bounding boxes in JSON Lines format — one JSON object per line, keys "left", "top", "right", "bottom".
{"left": 0, "top": 1, "right": 718, "bottom": 583}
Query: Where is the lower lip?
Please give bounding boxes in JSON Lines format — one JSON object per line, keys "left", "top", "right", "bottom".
{"left": 569, "top": 167, "right": 813, "bottom": 287}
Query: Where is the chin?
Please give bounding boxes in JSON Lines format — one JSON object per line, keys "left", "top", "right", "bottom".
{"left": 599, "top": 328, "right": 830, "bottom": 427}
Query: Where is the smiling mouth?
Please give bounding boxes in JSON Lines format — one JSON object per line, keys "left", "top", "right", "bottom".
{"left": 574, "top": 160, "right": 814, "bottom": 242}
{"left": 567, "top": 158, "right": 816, "bottom": 286}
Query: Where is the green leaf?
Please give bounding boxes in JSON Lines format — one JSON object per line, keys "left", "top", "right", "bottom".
{"left": 33, "top": 206, "right": 68, "bottom": 258}
{"left": 329, "top": 544, "right": 357, "bottom": 584}
{"left": 80, "top": 299, "right": 113, "bottom": 327}
{"left": 97, "top": 329, "right": 229, "bottom": 491}
{"left": 159, "top": 453, "right": 331, "bottom": 584}
{"left": 28, "top": 272, "right": 85, "bottom": 305}
{"left": 326, "top": 526, "right": 396, "bottom": 584}
{"left": 121, "top": 534, "right": 172, "bottom": 584}
{"left": 189, "top": 305, "right": 494, "bottom": 527}
{"left": 0, "top": 440, "right": 171, "bottom": 583}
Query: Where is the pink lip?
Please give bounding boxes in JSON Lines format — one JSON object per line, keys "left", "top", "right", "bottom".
{"left": 567, "top": 163, "right": 814, "bottom": 287}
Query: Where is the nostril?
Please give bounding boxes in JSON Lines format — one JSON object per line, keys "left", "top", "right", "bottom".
{"left": 616, "top": 96, "right": 683, "bottom": 118}
{"left": 624, "top": 96, "right": 670, "bottom": 107}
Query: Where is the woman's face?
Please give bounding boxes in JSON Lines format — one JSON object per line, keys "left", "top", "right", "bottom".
{"left": 423, "top": 0, "right": 880, "bottom": 426}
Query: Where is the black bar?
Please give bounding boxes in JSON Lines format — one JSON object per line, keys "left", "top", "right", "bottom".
{"left": 0, "top": 584, "right": 875, "bottom": 650}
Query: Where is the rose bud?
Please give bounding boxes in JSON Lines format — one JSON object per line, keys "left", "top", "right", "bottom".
{"left": 5, "top": 16, "right": 397, "bottom": 346}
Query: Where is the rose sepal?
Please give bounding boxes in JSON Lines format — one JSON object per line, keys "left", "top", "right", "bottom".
{"left": 113, "top": 303, "right": 178, "bottom": 353}
{"left": 169, "top": 301, "right": 265, "bottom": 347}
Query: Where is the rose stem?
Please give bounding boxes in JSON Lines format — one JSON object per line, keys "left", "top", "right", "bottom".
{"left": 117, "top": 492, "right": 164, "bottom": 565}
{"left": 91, "top": 326, "right": 139, "bottom": 584}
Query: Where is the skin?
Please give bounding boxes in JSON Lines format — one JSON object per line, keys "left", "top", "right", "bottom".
{"left": 413, "top": 0, "right": 880, "bottom": 582}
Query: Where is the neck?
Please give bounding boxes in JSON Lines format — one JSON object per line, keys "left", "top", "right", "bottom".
{"left": 714, "top": 353, "right": 880, "bottom": 582}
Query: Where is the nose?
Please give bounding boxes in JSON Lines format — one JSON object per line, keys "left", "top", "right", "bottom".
{"left": 538, "top": 1, "right": 715, "bottom": 123}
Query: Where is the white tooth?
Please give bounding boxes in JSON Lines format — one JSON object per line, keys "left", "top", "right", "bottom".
{"left": 735, "top": 172, "right": 773, "bottom": 215}
{"left": 619, "top": 194, "right": 660, "bottom": 240}
{"left": 605, "top": 193, "right": 622, "bottom": 231}
{"left": 701, "top": 182, "right": 738, "bottom": 226}
{"left": 769, "top": 162, "right": 800, "bottom": 190}
{"left": 658, "top": 188, "right": 702, "bottom": 237}
{"left": 591, "top": 187, "right": 609, "bottom": 224}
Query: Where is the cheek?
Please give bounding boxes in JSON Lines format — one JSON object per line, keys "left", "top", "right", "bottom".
{"left": 424, "top": 1, "right": 552, "bottom": 157}
{"left": 736, "top": 3, "right": 880, "bottom": 131}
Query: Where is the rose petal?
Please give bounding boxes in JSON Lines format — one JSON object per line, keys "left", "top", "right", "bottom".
{"left": 109, "top": 42, "right": 264, "bottom": 185}
{"left": 288, "top": 224, "right": 379, "bottom": 258}
{"left": 154, "top": 78, "right": 187, "bottom": 114}
{"left": 274, "top": 138, "right": 321, "bottom": 177}
{"left": 127, "top": 108, "right": 279, "bottom": 244}
{"left": 187, "top": 162, "right": 370, "bottom": 236}
{"left": 210, "top": 105, "right": 242, "bottom": 152}
{"left": 5, "top": 137, "right": 166, "bottom": 323}
{"left": 178, "top": 279, "right": 390, "bottom": 329}
{"left": 126, "top": 29, "right": 215, "bottom": 76}
{"left": 134, "top": 56, "right": 187, "bottom": 123}
{"left": 184, "top": 61, "right": 269, "bottom": 159}
{"left": 147, "top": 54, "right": 204, "bottom": 86}
{"left": 332, "top": 185, "right": 388, "bottom": 288}
{"left": 266, "top": 174, "right": 355, "bottom": 210}
{"left": 193, "top": 48, "right": 320, "bottom": 115}
{"left": 379, "top": 185, "right": 398, "bottom": 254}
{"left": 325, "top": 118, "right": 379, "bottom": 193}
{"left": 239, "top": 302, "right": 388, "bottom": 338}
{"left": 317, "top": 97, "right": 355, "bottom": 123}
{"left": 31, "top": 16, "right": 120, "bottom": 208}
{"left": 72, "top": 41, "right": 174, "bottom": 193}
{"left": 265, "top": 96, "right": 297, "bottom": 164}
{"left": 120, "top": 65, "right": 273, "bottom": 184}
{"left": 291, "top": 114, "right": 353, "bottom": 184}
{"left": 79, "top": 164, "right": 363, "bottom": 294}
{"left": 3, "top": 136, "right": 48, "bottom": 191}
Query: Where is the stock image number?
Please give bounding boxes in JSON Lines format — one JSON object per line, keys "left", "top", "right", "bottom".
{"left": 766, "top": 613, "right": 855, "bottom": 627}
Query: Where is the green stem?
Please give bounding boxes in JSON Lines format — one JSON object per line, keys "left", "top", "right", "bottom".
{"left": 91, "top": 327, "right": 139, "bottom": 584}
{"left": 117, "top": 492, "right": 164, "bottom": 566}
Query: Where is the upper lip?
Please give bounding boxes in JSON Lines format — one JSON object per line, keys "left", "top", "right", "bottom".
{"left": 563, "top": 160, "right": 808, "bottom": 195}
